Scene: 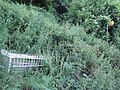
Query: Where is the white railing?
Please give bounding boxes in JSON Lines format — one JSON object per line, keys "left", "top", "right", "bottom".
{"left": 1, "top": 50, "right": 43, "bottom": 72}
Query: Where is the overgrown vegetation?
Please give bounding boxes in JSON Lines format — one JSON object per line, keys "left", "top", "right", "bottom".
{"left": 0, "top": 0, "right": 120, "bottom": 90}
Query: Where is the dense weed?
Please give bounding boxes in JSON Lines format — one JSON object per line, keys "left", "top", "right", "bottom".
{"left": 0, "top": 0, "right": 120, "bottom": 90}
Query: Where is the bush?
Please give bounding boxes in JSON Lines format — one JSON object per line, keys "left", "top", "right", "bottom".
{"left": 0, "top": 0, "right": 120, "bottom": 90}
{"left": 59, "top": 0, "right": 120, "bottom": 46}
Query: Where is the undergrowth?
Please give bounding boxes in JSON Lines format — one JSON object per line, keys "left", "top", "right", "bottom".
{"left": 0, "top": 0, "right": 120, "bottom": 90}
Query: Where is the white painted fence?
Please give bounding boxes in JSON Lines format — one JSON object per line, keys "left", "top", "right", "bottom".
{"left": 1, "top": 50, "right": 43, "bottom": 72}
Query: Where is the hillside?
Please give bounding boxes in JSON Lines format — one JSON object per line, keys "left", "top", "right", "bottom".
{"left": 0, "top": 0, "right": 120, "bottom": 90}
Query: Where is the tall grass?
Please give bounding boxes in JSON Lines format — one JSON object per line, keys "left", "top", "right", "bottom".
{"left": 0, "top": 0, "right": 120, "bottom": 90}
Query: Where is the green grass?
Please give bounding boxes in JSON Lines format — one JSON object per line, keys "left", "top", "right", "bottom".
{"left": 0, "top": 0, "right": 120, "bottom": 90}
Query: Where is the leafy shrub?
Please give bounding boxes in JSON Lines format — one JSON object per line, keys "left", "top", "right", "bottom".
{"left": 59, "top": 0, "right": 120, "bottom": 46}
{"left": 0, "top": 0, "right": 120, "bottom": 90}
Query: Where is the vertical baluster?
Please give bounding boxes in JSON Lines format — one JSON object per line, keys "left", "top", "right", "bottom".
{"left": 8, "top": 57, "right": 12, "bottom": 72}
{"left": 13, "top": 58, "right": 16, "bottom": 67}
{"left": 16, "top": 58, "right": 18, "bottom": 67}
{"left": 23, "top": 58, "right": 25, "bottom": 67}
{"left": 19, "top": 58, "right": 21, "bottom": 67}
{"left": 37, "top": 55, "right": 39, "bottom": 66}
{"left": 21, "top": 54, "right": 23, "bottom": 67}
{"left": 31, "top": 58, "right": 33, "bottom": 66}
{"left": 26, "top": 58, "right": 28, "bottom": 67}
{"left": 18, "top": 58, "right": 20, "bottom": 67}
{"left": 33, "top": 59, "right": 34, "bottom": 66}
{"left": 29, "top": 58, "right": 30, "bottom": 67}
{"left": 25, "top": 58, "right": 26, "bottom": 67}
{"left": 20, "top": 58, "right": 22, "bottom": 67}
{"left": 21, "top": 58, "right": 25, "bottom": 67}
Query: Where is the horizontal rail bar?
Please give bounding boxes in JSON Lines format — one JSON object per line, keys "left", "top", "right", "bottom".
{"left": 12, "top": 65, "right": 43, "bottom": 67}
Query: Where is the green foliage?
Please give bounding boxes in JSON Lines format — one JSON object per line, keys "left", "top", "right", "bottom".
{"left": 0, "top": 0, "right": 120, "bottom": 90}
{"left": 61, "top": 0, "right": 120, "bottom": 45}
